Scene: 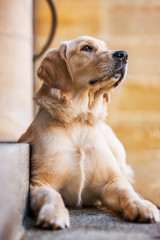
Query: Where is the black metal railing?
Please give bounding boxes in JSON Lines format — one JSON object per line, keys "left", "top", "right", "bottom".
{"left": 33, "top": 0, "right": 57, "bottom": 61}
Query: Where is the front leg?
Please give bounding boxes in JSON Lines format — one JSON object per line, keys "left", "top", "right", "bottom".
{"left": 30, "top": 184, "right": 70, "bottom": 229}
{"left": 100, "top": 174, "right": 160, "bottom": 223}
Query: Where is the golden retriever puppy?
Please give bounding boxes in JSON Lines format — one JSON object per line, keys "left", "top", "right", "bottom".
{"left": 18, "top": 36, "right": 159, "bottom": 229}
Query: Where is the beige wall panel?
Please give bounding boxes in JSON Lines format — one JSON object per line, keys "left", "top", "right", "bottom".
{"left": 0, "top": 37, "right": 33, "bottom": 139}
{"left": 112, "top": 118, "right": 160, "bottom": 150}
{"left": 0, "top": 0, "right": 33, "bottom": 140}
{"left": 100, "top": 4, "right": 160, "bottom": 36}
{"left": 119, "top": 84, "right": 160, "bottom": 112}
{"left": 0, "top": 0, "right": 32, "bottom": 38}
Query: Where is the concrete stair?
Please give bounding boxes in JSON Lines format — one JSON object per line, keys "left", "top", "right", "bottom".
{"left": 23, "top": 208, "right": 160, "bottom": 240}
{"left": 0, "top": 143, "right": 30, "bottom": 240}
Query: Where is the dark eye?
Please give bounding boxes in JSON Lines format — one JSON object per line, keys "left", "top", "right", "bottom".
{"left": 81, "top": 45, "right": 92, "bottom": 52}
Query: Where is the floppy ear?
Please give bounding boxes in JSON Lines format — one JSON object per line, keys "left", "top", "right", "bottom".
{"left": 37, "top": 44, "right": 73, "bottom": 92}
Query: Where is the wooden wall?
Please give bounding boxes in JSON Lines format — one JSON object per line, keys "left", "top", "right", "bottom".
{"left": 34, "top": 0, "right": 160, "bottom": 205}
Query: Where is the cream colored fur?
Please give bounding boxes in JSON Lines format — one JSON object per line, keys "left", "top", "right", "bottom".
{"left": 19, "top": 36, "right": 160, "bottom": 229}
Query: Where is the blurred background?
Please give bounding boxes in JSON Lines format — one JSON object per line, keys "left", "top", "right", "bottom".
{"left": 0, "top": 0, "right": 160, "bottom": 205}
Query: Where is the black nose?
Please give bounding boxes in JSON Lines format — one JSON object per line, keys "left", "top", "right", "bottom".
{"left": 112, "top": 50, "right": 128, "bottom": 63}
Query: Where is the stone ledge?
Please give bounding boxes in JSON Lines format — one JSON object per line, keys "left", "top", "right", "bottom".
{"left": 0, "top": 143, "right": 30, "bottom": 240}
{"left": 22, "top": 208, "right": 160, "bottom": 240}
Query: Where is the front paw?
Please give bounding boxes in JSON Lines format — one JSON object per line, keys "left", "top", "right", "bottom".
{"left": 37, "top": 204, "right": 70, "bottom": 229}
{"left": 123, "top": 199, "right": 160, "bottom": 223}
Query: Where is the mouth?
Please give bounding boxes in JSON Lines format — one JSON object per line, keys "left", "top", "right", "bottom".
{"left": 89, "top": 65, "right": 127, "bottom": 87}
{"left": 112, "top": 66, "right": 126, "bottom": 88}
{"left": 89, "top": 79, "right": 100, "bottom": 85}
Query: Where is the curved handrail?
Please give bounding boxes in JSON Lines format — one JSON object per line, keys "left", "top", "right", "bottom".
{"left": 33, "top": 0, "right": 57, "bottom": 61}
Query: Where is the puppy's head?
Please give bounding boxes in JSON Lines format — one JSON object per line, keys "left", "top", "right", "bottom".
{"left": 37, "top": 36, "right": 128, "bottom": 93}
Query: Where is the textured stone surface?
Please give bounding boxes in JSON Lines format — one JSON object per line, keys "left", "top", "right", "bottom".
{"left": 0, "top": 143, "right": 30, "bottom": 240}
{"left": 23, "top": 208, "right": 160, "bottom": 240}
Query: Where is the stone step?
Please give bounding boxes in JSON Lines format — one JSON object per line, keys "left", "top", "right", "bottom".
{"left": 22, "top": 208, "right": 160, "bottom": 240}
{"left": 0, "top": 143, "right": 30, "bottom": 240}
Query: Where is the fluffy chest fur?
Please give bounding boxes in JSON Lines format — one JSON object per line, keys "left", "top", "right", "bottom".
{"left": 19, "top": 86, "right": 125, "bottom": 207}
{"left": 31, "top": 118, "right": 118, "bottom": 207}
{"left": 19, "top": 86, "right": 130, "bottom": 207}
